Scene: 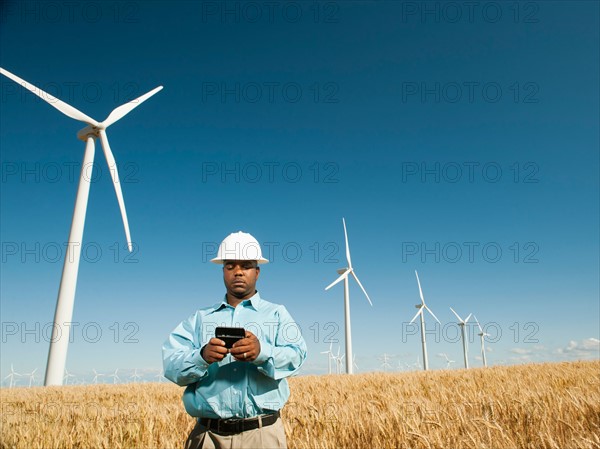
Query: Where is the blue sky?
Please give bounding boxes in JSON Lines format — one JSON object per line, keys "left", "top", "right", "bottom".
{"left": 1, "top": 1, "right": 598, "bottom": 385}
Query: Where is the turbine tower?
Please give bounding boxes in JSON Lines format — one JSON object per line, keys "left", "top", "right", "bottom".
{"left": 450, "top": 307, "right": 472, "bottom": 369}
{"left": 410, "top": 271, "right": 441, "bottom": 370}
{"left": 0, "top": 68, "right": 163, "bottom": 386}
{"left": 474, "top": 315, "right": 490, "bottom": 367}
{"left": 325, "top": 218, "right": 373, "bottom": 375}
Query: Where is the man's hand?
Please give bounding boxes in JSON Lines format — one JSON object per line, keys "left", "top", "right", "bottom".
{"left": 229, "top": 331, "right": 261, "bottom": 362}
{"left": 201, "top": 338, "right": 228, "bottom": 364}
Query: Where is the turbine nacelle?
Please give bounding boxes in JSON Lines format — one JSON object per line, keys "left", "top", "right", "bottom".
{"left": 77, "top": 125, "right": 103, "bottom": 141}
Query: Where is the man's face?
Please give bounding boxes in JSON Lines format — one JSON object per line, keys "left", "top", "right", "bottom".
{"left": 223, "top": 260, "right": 260, "bottom": 300}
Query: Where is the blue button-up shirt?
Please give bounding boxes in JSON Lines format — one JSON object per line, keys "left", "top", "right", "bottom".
{"left": 162, "top": 291, "right": 307, "bottom": 419}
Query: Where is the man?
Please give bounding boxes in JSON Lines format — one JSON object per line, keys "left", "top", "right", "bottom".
{"left": 163, "top": 231, "right": 307, "bottom": 449}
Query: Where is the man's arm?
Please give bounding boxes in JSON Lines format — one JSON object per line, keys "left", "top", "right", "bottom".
{"left": 251, "top": 306, "right": 307, "bottom": 380}
{"left": 162, "top": 312, "right": 211, "bottom": 386}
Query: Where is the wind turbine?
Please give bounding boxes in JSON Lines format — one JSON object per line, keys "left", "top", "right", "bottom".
{"left": 92, "top": 369, "right": 104, "bottom": 384}
{"left": 438, "top": 353, "right": 456, "bottom": 369}
{"left": 352, "top": 354, "right": 359, "bottom": 372}
{"left": 63, "top": 369, "right": 75, "bottom": 385}
{"left": 130, "top": 368, "right": 141, "bottom": 383}
{"left": 411, "top": 354, "right": 421, "bottom": 370}
{"left": 450, "top": 307, "right": 472, "bottom": 369}
{"left": 320, "top": 342, "right": 334, "bottom": 375}
{"left": 333, "top": 347, "right": 346, "bottom": 375}
{"left": 474, "top": 316, "right": 490, "bottom": 367}
{"left": 325, "top": 218, "right": 373, "bottom": 374}
{"left": 24, "top": 368, "right": 38, "bottom": 387}
{"left": 3, "top": 364, "right": 21, "bottom": 388}
{"left": 109, "top": 369, "right": 120, "bottom": 384}
{"left": 0, "top": 68, "right": 163, "bottom": 386}
{"left": 410, "top": 271, "right": 441, "bottom": 370}
{"left": 379, "top": 353, "right": 392, "bottom": 372}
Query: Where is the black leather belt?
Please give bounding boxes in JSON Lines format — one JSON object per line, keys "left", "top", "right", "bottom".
{"left": 199, "top": 410, "right": 280, "bottom": 434}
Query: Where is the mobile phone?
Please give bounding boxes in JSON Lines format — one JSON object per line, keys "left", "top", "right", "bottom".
{"left": 215, "top": 327, "right": 246, "bottom": 349}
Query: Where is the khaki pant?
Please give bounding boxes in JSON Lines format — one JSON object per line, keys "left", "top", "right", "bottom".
{"left": 185, "top": 416, "right": 287, "bottom": 449}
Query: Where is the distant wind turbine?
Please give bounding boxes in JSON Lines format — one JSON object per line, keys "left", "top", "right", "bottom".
{"left": 130, "top": 368, "right": 141, "bottom": 383}
{"left": 438, "top": 352, "right": 456, "bottom": 369}
{"left": 325, "top": 218, "right": 373, "bottom": 375}
{"left": 24, "top": 368, "right": 38, "bottom": 387}
{"left": 92, "top": 369, "right": 104, "bottom": 384}
{"left": 4, "top": 364, "right": 21, "bottom": 388}
{"left": 450, "top": 307, "right": 472, "bottom": 369}
{"left": 320, "top": 342, "right": 334, "bottom": 375}
{"left": 0, "top": 67, "right": 163, "bottom": 386}
{"left": 379, "top": 353, "right": 392, "bottom": 372}
{"left": 352, "top": 354, "right": 359, "bottom": 372}
{"left": 334, "top": 347, "right": 345, "bottom": 375}
{"left": 109, "top": 369, "right": 120, "bottom": 384}
{"left": 410, "top": 271, "right": 441, "bottom": 370}
{"left": 474, "top": 316, "right": 490, "bottom": 367}
{"left": 63, "top": 369, "right": 75, "bottom": 385}
{"left": 412, "top": 354, "right": 421, "bottom": 370}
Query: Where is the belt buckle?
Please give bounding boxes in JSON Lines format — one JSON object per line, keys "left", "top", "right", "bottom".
{"left": 220, "top": 417, "right": 242, "bottom": 434}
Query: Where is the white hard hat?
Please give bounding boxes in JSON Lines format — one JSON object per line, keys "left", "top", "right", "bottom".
{"left": 210, "top": 231, "right": 269, "bottom": 264}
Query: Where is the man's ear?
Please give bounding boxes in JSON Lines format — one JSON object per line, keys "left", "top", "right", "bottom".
{"left": 255, "top": 266, "right": 260, "bottom": 279}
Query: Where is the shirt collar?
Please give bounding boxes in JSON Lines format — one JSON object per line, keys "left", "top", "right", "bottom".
{"left": 207, "top": 291, "right": 262, "bottom": 314}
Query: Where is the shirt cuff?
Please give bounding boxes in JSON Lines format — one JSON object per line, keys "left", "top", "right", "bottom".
{"left": 197, "top": 346, "right": 211, "bottom": 369}
{"left": 252, "top": 339, "right": 273, "bottom": 365}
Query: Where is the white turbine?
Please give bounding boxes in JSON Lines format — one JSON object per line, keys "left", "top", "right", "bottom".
{"left": 3, "top": 364, "right": 21, "bottom": 388}
{"left": 130, "top": 368, "right": 141, "bottom": 383}
{"left": 109, "top": 369, "right": 120, "bottom": 384}
{"left": 325, "top": 218, "right": 373, "bottom": 375}
{"left": 320, "top": 342, "right": 334, "bottom": 375}
{"left": 412, "top": 354, "right": 421, "bottom": 370}
{"left": 409, "top": 271, "right": 441, "bottom": 370}
{"left": 332, "top": 347, "right": 345, "bottom": 374}
{"left": 379, "top": 353, "right": 392, "bottom": 372}
{"left": 474, "top": 315, "right": 490, "bottom": 367}
{"left": 24, "top": 368, "right": 38, "bottom": 387}
{"left": 438, "top": 352, "right": 456, "bottom": 369}
{"left": 63, "top": 369, "right": 75, "bottom": 385}
{"left": 0, "top": 68, "right": 163, "bottom": 386}
{"left": 450, "top": 307, "right": 472, "bottom": 369}
{"left": 352, "top": 354, "right": 359, "bottom": 372}
{"left": 337, "top": 353, "right": 345, "bottom": 374}
{"left": 92, "top": 369, "right": 104, "bottom": 384}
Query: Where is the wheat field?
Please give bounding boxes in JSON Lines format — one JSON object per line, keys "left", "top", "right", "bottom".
{"left": 1, "top": 360, "right": 598, "bottom": 449}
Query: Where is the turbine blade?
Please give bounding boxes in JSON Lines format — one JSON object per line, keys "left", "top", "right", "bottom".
{"left": 0, "top": 67, "right": 99, "bottom": 126}
{"left": 409, "top": 307, "right": 422, "bottom": 324}
{"left": 102, "top": 85, "right": 163, "bottom": 128}
{"left": 415, "top": 270, "right": 425, "bottom": 304}
{"left": 342, "top": 218, "right": 352, "bottom": 268}
{"left": 449, "top": 307, "right": 463, "bottom": 323}
{"left": 98, "top": 130, "right": 133, "bottom": 252}
{"left": 350, "top": 270, "right": 373, "bottom": 306}
{"left": 465, "top": 313, "right": 472, "bottom": 323}
{"left": 473, "top": 315, "right": 483, "bottom": 332}
{"left": 325, "top": 269, "right": 350, "bottom": 291}
{"left": 424, "top": 305, "right": 441, "bottom": 324}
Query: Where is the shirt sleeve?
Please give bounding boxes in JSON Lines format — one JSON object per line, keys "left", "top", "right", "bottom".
{"left": 162, "top": 312, "right": 210, "bottom": 386}
{"left": 252, "top": 305, "right": 307, "bottom": 380}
